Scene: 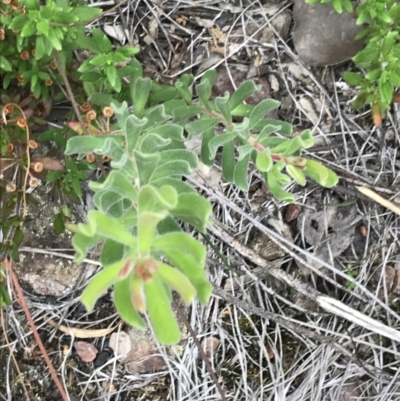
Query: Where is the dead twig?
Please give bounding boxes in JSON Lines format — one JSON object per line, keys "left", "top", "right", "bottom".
{"left": 4, "top": 259, "right": 70, "bottom": 401}
{"left": 0, "top": 308, "right": 31, "bottom": 401}
{"left": 173, "top": 301, "right": 228, "bottom": 401}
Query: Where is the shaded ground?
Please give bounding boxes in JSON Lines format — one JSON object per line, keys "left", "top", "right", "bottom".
{"left": 2, "top": 1, "right": 400, "bottom": 401}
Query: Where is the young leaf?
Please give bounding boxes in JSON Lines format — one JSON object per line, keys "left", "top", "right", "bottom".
{"left": 237, "top": 144, "right": 255, "bottom": 160}
{"left": 144, "top": 276, "right": 181, "bottom": 345}
{"left": 185, "top": 118, "right": 219, "bottom": 139}
{"left": 125, "top": 114, "right": 147, "bottom": 153}
{"left": 78, "top": 211, "right": 137, "bottom": 245}
{"left": 175, "top": 81, "right": 192, "bottom": 103}
{"left": 234, "top": 153, "right": 251, "bottom": 190}
{"left": 378, "top": 79, "right": 393, "bottom": 104}
{"left": 200, "top": 69, "right": 217, "bottom": 87}
{"left": 156, "top": 262, "right": 197, "bottom": 305}
{"left": 80, "top": 72, "right": 102, "bottom": 82}
{"left": 208, "top": 131, "right": 238, "bottom": 159}
{"left": 150, "top": 160, "right": 192, "bottom": 181}
{"left": 271, "top": 137, "right": 303, "bottom": 156}
{"left": 196, "top": 80, "right": 213, "bottom": 110}
{"left": 114, "top": 276, "right": 145, "bottom": 329}
{"left": 132, "top": 77, "right": 152, "bottom": 116}
{"left": 341, "top": 0, "right": 353, "bottom": 13}
{"left": 81, "top": 259, "right": 128, "bottom": 311}
{"left": 200, "top": 127, "right": 216, "bottom": 166}
{"left": 65, "top": 135, "right": 124, "bottom": 156}
{"left": 134, "top": 150, "right": 160, "bottom": 186}
{"left": 172, "top": 193, "right": 212, "bottom": 233}
{"left": 266, "top": 172, "right": 295, "bottom": 203}
{"left": 172, "top": 106, "right": 202, "bottom": 124}
{"left": 254, "top": 119, "right": 292, "bottom": 135}
{"left": 89, "top": 92, "right": 118, "bottom": 107}
{"left": 21, "top": 20, "right": 36, "bottom": 37}
{"left": 152, "top": 232, "right": 207, "bottom": 266}
{"left": 70, "top": 232, "right": 103, "bottom": 262}
{"left": 332, "top": 0, "right": 343, "bottom": 14}
{"left": 152, "top": 178, "right": 197, "bottom": 194}
{"left": 303, "top": 159, "right": 330, "bottom": 186}
{"left": 89, "top": 170, "right": 138, "bottom": 202}
{"left": 158, "top": 148, "right": 198, "bottom": 168}
{"left": 286, "top": 165, "right": 306, "bottom": 186}
{"left": 229, "top": 80, "right": 261, "bottom": 110}
{"left": 161, "top": 248, "right": 212, "bottom": 304}
{"left": 54, "top": 213, "right": 65, "bottom": 235}
{"left": 325, "top": 168, "right": 339, "bottom": 188}
{"left": 101, "top": 239, "right": 126, "bottom": 266}
{"left": 147, "top": 125, "right": 184, "bottom": 142}
{"left": 248, "top": 99, "right": 280, "bottom": 129}
{"left": 0, "top": 56, "right": 11, "bottom": 72}
{"left": 139, "top": 134, "right": 171, "bottom": 153}
{"left": 256, "top": 149, "right": 273, "bottom": 172}
{"left": 299, "top": 129, "right": 315, "bottom": 148}
{"left": 222, "top": 139, "right": 235, "bottom": 182}
{"left": 73, "top": 6, "right": 103, "bottom": 22}
{"left": 138, "top": 187, "right": 177, "bottom": 218}
{"left": 215, "top": 93, "right": 232, "bottom": 123}
{"left": 138, "top": 211, "right": 169, "bottom": 254}
{"left": 343, "top": 71, "right": 365, "bottom": 86}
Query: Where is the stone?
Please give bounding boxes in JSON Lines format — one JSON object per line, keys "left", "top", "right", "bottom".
{"left": 292, "top": 0, "right": 364, "bottom": 66}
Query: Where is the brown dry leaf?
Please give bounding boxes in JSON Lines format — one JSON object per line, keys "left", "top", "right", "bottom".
{"left": 209, "top": 42, "right": 225, "bottom": 56}
{"left": 297, "top": 96, "right": 319, "bottom": 125}
{"left": 148, "top": 9, "right": 163, "bottom": 39}
{"left": 202, "top": 336, "right": 220, "bottom": 358}
{"left": 259, "top": 11, "right": 292, "bottom": 43}
{"left": 209, "top": 25, "right": 228, "bottom": 55}
{"left": 45, "top": 315, "right": 117, "bottom": 338}
{"left": 31, "top": 157, "right": 64, "bottom": 171}
{"left": 209, "top": 25, "right": 226, "bottom": 44}
{"left": 297, "top": 203, "right": 360, "bottom": 271}
{"left": 292, "top": 0, "right": 364, "bottom": 66}
{"left": 338, "top": 381, "right": 362, "bottom": 401}
{"left": 285, "top": 204, "right": 302, "bottom": 223}
{"left": 266, "top": 346, "right": 275, "bottom": 359}
{"left": 74, "top": 341, "right": 98, "bottom": 363}
{"left": 377, "top": 266, "right": 400, "bottom": 295}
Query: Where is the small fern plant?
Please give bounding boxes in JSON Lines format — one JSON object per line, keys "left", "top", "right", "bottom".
{"left": 65, "top": 68, "right": 338, "bottom": 345}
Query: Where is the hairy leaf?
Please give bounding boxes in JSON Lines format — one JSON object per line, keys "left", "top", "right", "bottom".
{"left": 144, "top": 276, "right": 181, "bottom": 344}
{"left": 114, "top": 276, "right": 145, "bottom": 329}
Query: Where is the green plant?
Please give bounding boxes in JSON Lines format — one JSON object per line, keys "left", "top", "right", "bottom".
{"left": 0, "top": 0, "right": 135, "bottom": 245}
{"left": 345, "top": 264, "right": 357, "bottom": 291}
{"left": 0, "top": 262, "right": 11, "bottom": 308}
{"left": 1, "top": 0, "right": 339, "bottom": 345}
{"left": 306, "top": 0, "right": 400, "bottom": 126}
{"left": 65, "top": 70, "right": 338, "bottom": 344}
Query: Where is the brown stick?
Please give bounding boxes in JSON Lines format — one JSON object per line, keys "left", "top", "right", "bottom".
{"left": 4, "top": 259, "right": 70, "bottom": 401}
{"left": 173, "top": 302, "right": 228, "bottom": 401}
{"left": 0, "top": 308, "right": 31, "bottom": 401}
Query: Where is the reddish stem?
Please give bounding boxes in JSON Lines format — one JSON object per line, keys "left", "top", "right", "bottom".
{"left": 4, "top": 259, "right": 70, "bottom": 401}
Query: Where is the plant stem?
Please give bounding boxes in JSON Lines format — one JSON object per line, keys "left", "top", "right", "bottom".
{"left": 4, "top": 259, "right": 70, "bottom": 401}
